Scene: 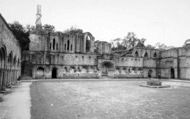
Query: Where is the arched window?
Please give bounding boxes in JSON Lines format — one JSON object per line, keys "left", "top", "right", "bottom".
{"left": 37, "top": 67, "right": 44, "bottom": 71}
{"left": 144, "top": 52, "right": 148, "bottom": 58}
{"left": 64, "top": 44, "right": 66, "bottom": 51}
{"left": 135, "top": 51, "right": 139, "bottom": 57}
{"left": 17, "top": 59, "right": 20, "bottom": 67}
{"left": 13, "top": 56, "right": 17, "bottom": 66}
{"left": 8, "top": 52, "right": 13, "bottom": 64}
{"left": 153, "top": 52, "right": 157, "bottom": 58}
{"left": 53, "top": 38, "right": 55, "bottom": 50}
{"left": 50, "top": 43, "right": 51, "bottom": 50}
{"left": 67, "top": 40, "right": 70, "bottom": 51}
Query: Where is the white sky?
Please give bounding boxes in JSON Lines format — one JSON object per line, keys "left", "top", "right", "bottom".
{"left": 0, "top": 0, "right": 190, "bottom": 47}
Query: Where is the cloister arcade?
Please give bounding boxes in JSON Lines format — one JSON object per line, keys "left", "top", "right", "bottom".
{"left": 0, "top": 14, "right": 21, "bottom": 91}
{"left": 0, "top": 45, "right": 21, "bottom": 91}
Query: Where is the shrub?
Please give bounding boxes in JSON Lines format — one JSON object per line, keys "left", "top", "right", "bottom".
{"left": 147, "top": 79, "right": 162, "bottom": 86}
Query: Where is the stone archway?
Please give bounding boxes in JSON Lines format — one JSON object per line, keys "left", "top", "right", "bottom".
{"left": 52, "top": 67, "right": 57, "bottom": 78}
{"left": 36, "top": 67, "right": 45, "bottom": 78}
{"left": 171, "top": 68, "right": 175, "bottom": 79}
{"left": 21, "top": 61, "right": 33, "bottom": 76}
{"left": 101, "top": 61, "right": 114, "bottom": 76}
{"left": 0, "top": 48, "right": 3, "bottom": 89}
{"left": 148, "top": 69, "right": 153, "bottom": 78}
{"left": 0, "top": 46, "right": 7, "bottom": 90}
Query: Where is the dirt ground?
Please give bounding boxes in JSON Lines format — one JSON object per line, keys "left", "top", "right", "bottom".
{"left": 0, "top": 82, "right": 31, "bottom": 119}
{"left": 30, "top": 80, "right": 190, "bottom": 119}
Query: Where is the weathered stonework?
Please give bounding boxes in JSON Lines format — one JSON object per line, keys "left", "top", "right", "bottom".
{"left": 22, "top": 26, "right": 190, "bottom": 80}
{"left": 0, "top": 14, "right": 21, "bottom": 90}
{"left": 21, "top": 5, "right": 190, "bottom": 80}
{"left": 159, "top": 44, "right": 190, "bottom": 79}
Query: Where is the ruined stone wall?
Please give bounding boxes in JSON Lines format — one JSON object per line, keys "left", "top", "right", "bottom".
{"left": 95, "top": 41, "right": 111, "bottom": 54}
{"left": 159, "top": 47, "right": 190, "bottom": 79}
{"left": 29, "top": 33, "right": 48, "bottom": 51}
{"left": 115, "top": 57, "right": 143, "bottom": 67}
{"left": 143, "top": 59, "right": 157, "bottom": 78}
{"left": 0, "top": 14, "right": 21, "bottom": 90}
{"left": 114, "top": 57, "right": 143, "bottom": 78}
{"left": 22, "top": 51, "right": 99, "bottom": 79}
{"left": 133, "top": 48, "right": 159, "bottom": 78}
{"left": 178, "top": 47, "right": 190, "bottom": 79}
{"left": 49, "top": 35, "right": 59, "bottom": 51}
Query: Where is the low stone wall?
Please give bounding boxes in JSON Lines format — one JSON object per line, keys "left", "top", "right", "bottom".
{"left": 60, "top": 73, "right": 99, "bottom": 79}
{"left": 113, "top": 74, "right": 143, "bottom": 78}
{"left": 34, "top": 72, "right": 100, "bottom": 79}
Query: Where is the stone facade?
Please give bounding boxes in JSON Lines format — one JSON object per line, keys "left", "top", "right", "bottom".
{"left": 22, "top": 29, "right": 99, "bottom": 79}
{"left": 22, "top": 26, "right": 190, "bottom": 80}
{"left": 159, "top": 42, "right": 190, "bottom": 79}
{"left": 21, "top": 6, "right": 190, "bottom": 80}
{"left": 0, "top": 14, "right": 21, "bottom": 90}
{"left": 113, "top": 47, "right": 159, "bottom": 78}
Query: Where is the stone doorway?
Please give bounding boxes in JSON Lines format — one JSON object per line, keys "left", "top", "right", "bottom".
{"left": 52, "top": 67, "right": 57, "bottom": 78}
{"left": 101, "top": 61, "right": 114, "bottom": 76}
{"left": 148, "top": 69, "right": 153, "bottom": 78}
{"left": 36, "top": 67, "right": 44, "bottom": 78}
{"left": 171, "top": 68, "right": 175, "bottom": 78}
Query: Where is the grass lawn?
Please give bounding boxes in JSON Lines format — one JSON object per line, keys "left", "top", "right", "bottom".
{"left": 30, "top": 80, "right": 190, "bottom": 119}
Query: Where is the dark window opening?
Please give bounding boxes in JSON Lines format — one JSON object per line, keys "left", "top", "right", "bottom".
{"left": 171, "top": 68, "right": 175, "bottom": 78}
{"left": 65, "top": 44, "right": 66, "bottom": 51}
{"left": 135, "top": 51, "right": 139, "bottom": 57}
{"left": 52, "top": 67, "right": 57, "bottom": 78}
{"left": 67, "top": 40, "right": 70, "bottom": 51}
{"left": 53, "top": 38, "right": 55, "bottom": 50}
{"left": 154, "top": 52, "right": 157, "bottom": 57}
{"left": 144, "top": 52, "right": 148, "bottom": 58}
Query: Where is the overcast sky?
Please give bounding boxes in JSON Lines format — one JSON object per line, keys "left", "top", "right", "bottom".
{"left": 0, "top": 0, "right": 190, "bottom": 47}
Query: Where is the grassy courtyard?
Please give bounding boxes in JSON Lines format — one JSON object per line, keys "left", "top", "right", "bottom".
{"left": 30, "top": 80, "right": 190, "bottom": 119}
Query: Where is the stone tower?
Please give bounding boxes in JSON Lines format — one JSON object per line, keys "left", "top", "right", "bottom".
{"left": 35, "top": 4, "right": 42, "bottom": 29}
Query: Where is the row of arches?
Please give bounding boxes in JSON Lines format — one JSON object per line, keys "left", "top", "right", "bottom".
{"left": 48, "top": 32, "right": 94, "bottom": 53}
{"left": 35, "top": 65, "right": 99, "bottom": 79}
{"left": 134, "top": 51, "right": 158, "bottom": 58}
{"left": 0, "top": 46, "right": 21, "bottom": 91}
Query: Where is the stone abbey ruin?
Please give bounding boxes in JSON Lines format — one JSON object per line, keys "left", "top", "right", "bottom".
{"left": 1, "top": 5, "right": 190, "bottom": 92}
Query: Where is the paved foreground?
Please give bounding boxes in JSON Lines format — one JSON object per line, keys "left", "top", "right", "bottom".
{"left": 30, "top": 80, "right": 190, "bottom": 119}
{"left": 1, "top": 80, "right": 190, "bottom": 119}
{"left": 0, "top": 82, "right": 31, "bottom": 119}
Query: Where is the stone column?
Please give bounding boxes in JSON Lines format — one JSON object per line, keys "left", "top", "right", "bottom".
{"left": 72, "top": 37, "right": 75, "bottom": 53}
{"left": 0, "top": 70, "right": 2, "bottom": 90}
{"left": 83, "top": 36, "right": 86, "bottom": 53}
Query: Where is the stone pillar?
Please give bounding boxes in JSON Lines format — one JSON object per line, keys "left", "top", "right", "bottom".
{"left": 4, "top": 69, "right": 8, "bottom": 89}
{"left": 1, "top": 58, "right": 6, "bottom": 90}
{"left": 80, "top": 38, "right": 83, "bottom": 53}
{"left": 90, "top": 40, "right": 94, "bottom": 53}
{"left": 1, "top": 69, "right": 5, "bottom": 90}
{"left": 83, "top": 37, "right": 86, "bottom": 53}
{"left": 0, "top": 70, "right": 2, "bottom": 90}
{"left": 72, "top": 37, "right": 75, "bottom": 53}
